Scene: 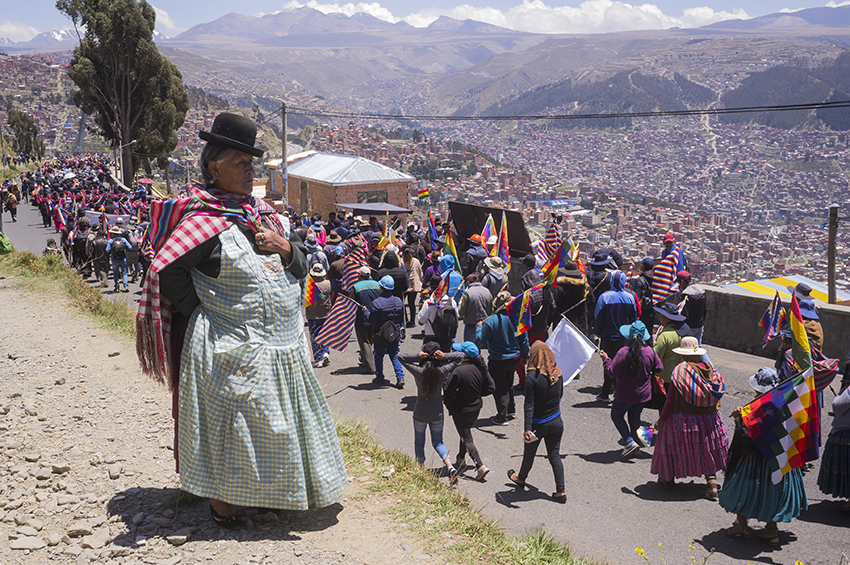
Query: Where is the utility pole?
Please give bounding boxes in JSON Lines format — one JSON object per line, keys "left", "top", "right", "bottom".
{"left": 280, "top": 102, "right": 287, "bottom": 200}
{"left": 828, "top": 204, "right": 839, "bottom": 304}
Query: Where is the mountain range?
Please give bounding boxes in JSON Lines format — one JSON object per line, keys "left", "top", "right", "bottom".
{"left": 7, "top": 5, "right": 850, "bottom": 131}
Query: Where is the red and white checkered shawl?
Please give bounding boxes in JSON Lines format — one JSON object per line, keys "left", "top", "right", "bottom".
{"left": 136, "top": 185, "right": 289, "bottom": 388}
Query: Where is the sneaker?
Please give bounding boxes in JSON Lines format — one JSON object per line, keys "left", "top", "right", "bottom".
{"left": 491, "top": 416, "right": 509, "bottom": 426}
{"left": 448, "top": 466, "right": 459, "bottom": 486}
{"left": 321, "top": 353, "right": 331, "bottom": 367}
{"left": 121, "top": 287, "right": 129, "bottom": 293}
{"left": 396, "top": 378, "right": 405, "bottom": 389}
{"left": 475, "top": 466, "right": 490, "bottom": 482}
{"left": 595, "top": 394, "right": 611, "bottom": 403}
{"left": 621, "top": 441, "right": 640, "bottom": 460}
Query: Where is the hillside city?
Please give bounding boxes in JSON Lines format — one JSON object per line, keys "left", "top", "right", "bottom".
{"left": 2, "top": 51, "right": 849, "bottom": 293}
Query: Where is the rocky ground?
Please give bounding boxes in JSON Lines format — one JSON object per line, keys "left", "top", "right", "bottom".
{"left": 0, "top": 282, "right": 447, "bottom": 565}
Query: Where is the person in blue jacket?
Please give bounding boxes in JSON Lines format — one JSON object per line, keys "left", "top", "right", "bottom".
{"left": 476, "top": 291, "right": 530, "bottom": 425}
{"left": 369, "top": 275, "right": 406, "bottom": 389}
{"left": 593, "top": 270, "right": 637, "bottom": 402}
{"left": 440, "top": 254, "right": 464, "bottom": 302}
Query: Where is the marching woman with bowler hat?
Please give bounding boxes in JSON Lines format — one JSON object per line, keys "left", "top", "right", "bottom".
{"left": 136, "top": 113, "right": 346, "bottom": 527}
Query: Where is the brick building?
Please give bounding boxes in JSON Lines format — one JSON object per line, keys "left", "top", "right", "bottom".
{"left": 284, "top": 152, "right": 414, "bottom": 217}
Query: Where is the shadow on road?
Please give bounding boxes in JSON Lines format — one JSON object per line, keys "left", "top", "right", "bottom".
{"left": 693, "top": 526, "right": 795, "bottom": 563}
{"left": 796, "top": 499, "right": 850, "bottom": 527}
{"left": 494, "top": 483, "right": 549, "bottom": 508}
{"left": 576, "top": 448, "right": 623, "bottom": 465}
{"left": 627, "top": 480, "right": 716, "bottom": 502}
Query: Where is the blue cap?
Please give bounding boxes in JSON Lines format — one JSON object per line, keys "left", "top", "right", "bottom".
{"left": 619, "top": 321, "right": 650, "bottom": 342}
{"left": 452, "top": 341, "right": 480, "bottom": 358}
{"left": 379, "top": 275, "right": 394, "bottom": 290}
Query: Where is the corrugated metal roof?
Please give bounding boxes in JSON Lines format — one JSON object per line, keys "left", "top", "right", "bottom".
{"left": 286, "top": 152, "right": 413, "bottom": 186}
{"left": 723, "top": 275, "right": 850, "bottom": 304}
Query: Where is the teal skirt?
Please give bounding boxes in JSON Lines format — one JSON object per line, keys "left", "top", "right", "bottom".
{"left": 818, "top": 428, "right": 850, "bottom": 499}
{"left": 719, "top": 458, "right": 807, "bottom": 523}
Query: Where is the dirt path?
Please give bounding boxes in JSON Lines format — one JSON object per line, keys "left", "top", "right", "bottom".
{"left": 0, "top": 281, "right": 443, "bottom": 565}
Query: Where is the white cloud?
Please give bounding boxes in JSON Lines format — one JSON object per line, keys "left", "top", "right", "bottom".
{"left": 276, "top": 0, "right": 751, "bottom": 33}
{"left": 0, "top": 19, "right": 39, "bottom": 43}
{"left": 274, "top": 1, "right": 400, "bottom": 22}
{"left": 779, "top": 7, "right": 805, "bottom": 12}
{"left": 826, "top": 1, "right": 850, "bottom": 7}
{"left": 151, "top": 5, "right": 182, "bottom": 34}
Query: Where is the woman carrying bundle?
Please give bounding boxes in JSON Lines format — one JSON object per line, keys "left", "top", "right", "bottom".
{"left": 651, "top": 336, "right": 729, "bottom": 499}
{"left": 720, "top": 368, "right": 808, "bottom": 546}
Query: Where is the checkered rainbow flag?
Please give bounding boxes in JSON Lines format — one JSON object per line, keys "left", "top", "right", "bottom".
{"left": 741, "top": 294, "right": 818, "bottom": 484}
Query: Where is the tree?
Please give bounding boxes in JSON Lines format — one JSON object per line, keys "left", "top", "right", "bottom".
{"left": 57, "top": 0, "right": 188, "bottom": 185}
{"left": 7, "top": 109, "right": 44, "bottom": 159}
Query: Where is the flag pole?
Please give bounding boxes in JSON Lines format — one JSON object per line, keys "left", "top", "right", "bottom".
{"left": 559, "top": 313, "right": 603, "bottom": 355}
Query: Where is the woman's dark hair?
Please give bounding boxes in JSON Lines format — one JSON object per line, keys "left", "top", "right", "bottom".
{"left": 624, "top": 335, "right": 645, "bottom": 376}
{"left": 199, "top": 144, "right": 234, "bottom": 186}
{"left": 420, "top": 360, "right": 442, "bottom": 399}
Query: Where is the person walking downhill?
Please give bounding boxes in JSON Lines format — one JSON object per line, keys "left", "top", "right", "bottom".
{"left": 443, "top": 341, "right": 496, "bottom": 482}
{"left": 306, "top": 263, "right": 333, "bottom": 368}
{"left": 593, "top": 270, "right": 637, "bottom": 402}
{"left": 106, "top": 225, "right": 131, "bottom": 293}
{"left": 477, "top": 291, "right": 529, "bottom": 425}
{"left": 507, "top": 341, "right": 567, "bottom": 504}
{"left": 458, "top": 273, "right": 492, "bottom": 345}
{"left": 651, "top": 337, "right": 729, "bottom": 498}
{"left": 402, "top": 247, "right": 423, "bottom": 328}
{"left": 398, "top": 342, "right": 466, "bottom": 484}
{"left": 720, "top": 368, "right": 809, "bottom": 546}
{"left": 352, "top": 266, "right": 381, "bottom": 374}
{"left": 369, "top": 275, "right": 406, "bottom": 389}
{"left": 599, "top": 321, "right": 663, "bottom": 459}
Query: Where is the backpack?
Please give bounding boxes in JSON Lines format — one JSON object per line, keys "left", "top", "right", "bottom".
{"left": 111, "top": 239, "right": 126, "bottom": 260}
{"left": 431, "top": 303, "right": 458, "bottom": 340}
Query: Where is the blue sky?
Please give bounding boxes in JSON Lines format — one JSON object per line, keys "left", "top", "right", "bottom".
{"left": 1, "top": 0, "right": 846, "bottom": 42}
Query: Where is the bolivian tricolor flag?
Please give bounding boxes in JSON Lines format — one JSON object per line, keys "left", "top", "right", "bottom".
{"left": 418, "top": 186, "right": 429, "bottom": 200}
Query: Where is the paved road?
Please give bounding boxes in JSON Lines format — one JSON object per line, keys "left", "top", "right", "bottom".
{"left": 5, "top": 201, "right": 848, "bottom": 564}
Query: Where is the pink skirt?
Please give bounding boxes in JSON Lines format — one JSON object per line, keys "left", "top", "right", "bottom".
{"left": 651, "top": 411, "right": 729, "bottom": 481}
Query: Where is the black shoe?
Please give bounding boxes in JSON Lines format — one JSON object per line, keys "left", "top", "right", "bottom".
{"left": 396, "top": 378, "right": 405, "bottom": 389}
{"left": 372, "top": 377, "right": 388, "bottom": 385}
{"left": 210, "top": 503, "right": 241, "bottom": 529}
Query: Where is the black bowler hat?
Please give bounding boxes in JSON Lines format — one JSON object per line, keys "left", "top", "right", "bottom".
{"left": 199, "top": 113, "right": 264, "bottom": 158}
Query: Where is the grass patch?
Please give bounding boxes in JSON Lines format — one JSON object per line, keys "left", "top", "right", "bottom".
{"left": 0, "top": 251, "right": 136, "bottom": 337}
{"left": 336, "top": 418, "right": 596, "bottom": 565}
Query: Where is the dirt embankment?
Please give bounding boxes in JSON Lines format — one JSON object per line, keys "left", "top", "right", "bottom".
{"left": 0, "top": 282, "right": 442, "bottom": 565}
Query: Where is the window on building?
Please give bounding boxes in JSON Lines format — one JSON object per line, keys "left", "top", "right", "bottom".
{"left": 356, "top": 190, "right": 388, "bottom": 204}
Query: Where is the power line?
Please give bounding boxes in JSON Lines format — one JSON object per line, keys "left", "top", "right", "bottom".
{"left": 285, "top": 99, "right": 850, "bottom": 123}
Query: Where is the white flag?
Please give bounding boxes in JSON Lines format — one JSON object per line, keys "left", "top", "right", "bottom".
{"left": 546, "top": 319, "right": 597, "bottom": 386}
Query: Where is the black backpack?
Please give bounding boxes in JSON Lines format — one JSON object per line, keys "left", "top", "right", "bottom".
{"left": 431, "top": 303, "right": 458, "bottom": 340}
{"left": 111, "top": 239, "right": 126, "bottom": 260}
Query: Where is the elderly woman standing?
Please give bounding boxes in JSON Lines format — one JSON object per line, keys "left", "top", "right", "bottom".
{"left": 651, "top": 337, "right": 728, "bottom": 498}
{"left": 137, "top": 113, "right": 346, "bottom": 527}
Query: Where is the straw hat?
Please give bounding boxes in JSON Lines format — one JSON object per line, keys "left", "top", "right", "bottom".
{"left": 672, "top": 336, "right": 706, "bottom": 357}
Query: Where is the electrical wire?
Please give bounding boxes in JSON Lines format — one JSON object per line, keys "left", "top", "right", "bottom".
{"left": 284, "top": 99, "right": 850, "bottom": 123}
